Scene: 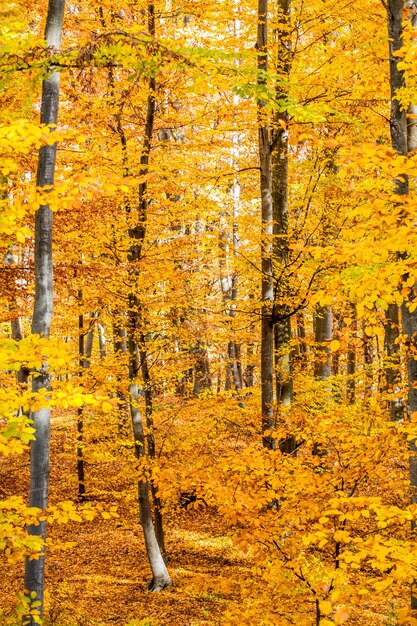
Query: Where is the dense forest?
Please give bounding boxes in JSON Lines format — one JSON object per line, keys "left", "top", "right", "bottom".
{"left": 3, "top": 0, "right": 417, "bottom": 624}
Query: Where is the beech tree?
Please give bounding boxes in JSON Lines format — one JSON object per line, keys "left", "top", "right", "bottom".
{"left": 23, "top": 0, "right": 65, "bottom": 623}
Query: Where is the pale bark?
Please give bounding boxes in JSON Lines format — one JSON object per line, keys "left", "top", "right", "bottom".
{"left": 4, "top": 250, "right": 29, "bottom": 385}
{"left": 23, "top": 0, "right": 65, "bottom": 622}
{"left": 97, "top": 322, "right": 106, "bottom": 359}
{"left": 139, "top": 329, "right": 166, "bottom": 559}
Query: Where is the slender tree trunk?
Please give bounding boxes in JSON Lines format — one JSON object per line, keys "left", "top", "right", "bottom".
{"left": 4, "top": 249, "right": 29, "bottom": 386}
{"left": 97, "top": 322, "right": 106, "bottom": 358}
{"left": 387, "top": 0, "right": 417, "bottom": 609}
{"left": 76, "top": 303, "right": 94, "bottom": 502}
{"left": 139, "top": 327, "right": 167, "bottom": 559}
{"left": 346, "top": 307, "right": 357, "bottom": 405}
{"left": 273, "top": 0, "right": 294, "bottom": 427}
{"left": 126, "top": 0, "right": 171, "bottom": 590}
{"left": 296, "top": 312, "right": 307, "bottom": 367}
{"left": 258, "top": 0, "right": 275, "bottom": 449}
{"left": 314, "top": 306, "right": 332, "bottom": 381}
{"left": 384, "top": 303, "right": 403, "bottom": 420}
{"left": 219, "top": 219, "right": 244, "bottom": 403}
{"left": 77, "top": 308, "right": 86, "bottom": 502}
{"left": 244, "top": 341, "right": 255, "bottom": 388}
{"left": 332, "top": 313, "right": 340, "bottom": 377}
{"left": 23, "top": 0, "right": 65, "bottom": 622}
{"left": 128, "top": 359, "right": 171, "bottom": 590}
{"left": 112, "top": 316, "right": 129, "bottom": 433}
{"left": 192, "top": 342, "right": 211, "bottom": 395}
{"left": 363, "top": 326, "right": 376, "bottom": 401}
{"left": 382, "top": 0, "right": 404, "bottom": 414}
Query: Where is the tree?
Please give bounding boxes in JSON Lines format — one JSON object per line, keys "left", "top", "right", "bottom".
{"left": 23, "top": 0, "right": 65, "bottom": 622}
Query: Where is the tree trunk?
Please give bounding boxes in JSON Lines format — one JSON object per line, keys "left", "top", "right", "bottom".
{"left": 363, "top": 326, "right": 376, "bottom": 401}
{"left": 4, "top": 249, "right": 29, "bottom": 386}
{"left": 97, "top": 322, "right": 106, "bottom": 358}
{"left": 258, "top": 0, "right": 275, "bottom": 449}
{"left": 113, "top": 316, "right": 129, "bottom": 434}
{"left": 76, "top": 303, "right": 95, "bottom": 502}
{"left": 387, "top": 0, "right": 417, "bottom": 609}
{"left": 218, "top": 218, "right": 244, "bottom": 403}
{"left": 384, "top": 303, "right": 403, "bottom": 420}
{"left": 139, "top": 328, "right": 167, "bottom": 559}
{"left": 125, "top": 0, "right": 171, "bottom": 590}
{"left": 296, "top": 312, "right": 307, "bottom": 367}
{"left": 272, "top": 0, "right": 293, "bottom": 422}
{"left": 244, "top": 341, "right": 255, "bottom": 388}
{"left": 314, "top": 306, "right": 332, "bottom": 381}
{"left": 346, "top": 307, "right": 357, "bottom": 405}
{"left": 77, "top": 308, "right": 86, "bottom": 502}
{"left": 192, "top": 341, "right": 211, "bottom": 396}
{"left": 23, "top": 0, "right": 65, "bottom": 622}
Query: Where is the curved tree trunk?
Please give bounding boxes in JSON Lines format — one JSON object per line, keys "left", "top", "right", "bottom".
{"left": 23, "top": 0, "right": 65, "bottom": 622}
{"left": 126, "top": 0, "right": 171, "bottom": 590}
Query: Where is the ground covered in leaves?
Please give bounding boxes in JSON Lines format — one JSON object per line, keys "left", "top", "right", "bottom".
{"left": 1, "top": 405, "right": 252, "bottom": 626}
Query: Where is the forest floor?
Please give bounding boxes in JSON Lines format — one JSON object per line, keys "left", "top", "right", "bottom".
{"left": 1, "top": 406, "right": 251, "bottom": 626}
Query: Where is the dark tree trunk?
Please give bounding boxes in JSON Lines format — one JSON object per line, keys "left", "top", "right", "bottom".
{"left": 258, "top": 0, "right": 275, "bottom": 449}
{"left": 272, "top": 0, "right": 293, "bottom": 414}
{"left": 296, "top": 312, "right": 307, "bottom": 367}
{"left": 76, "top": 303, "right": 95, "bottom": 502}
{"left": 314, "top": 306, "right": 332, "bottom": 381}
{"left": 384, "top": 303, "right": 403, "bottom": 420}
{"left": 126, "top": 0, "right": 171, "bottom": 590}
{"left": 346, "top": 308, "right": 357, "bottom": 405}
{"left": 112, "top": 318, "right": 129, "bottom": 434}
{"left": 387, "top": 0, "right": 417, "bottom": 609}
{"left": 192, "top": 342, "right": 211, "bottom": 396}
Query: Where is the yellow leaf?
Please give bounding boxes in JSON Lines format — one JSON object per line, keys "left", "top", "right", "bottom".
{"left": 319, "top": 601, "right": 333, "bottom": 616}
{"left": 16, "top": 231, "right": 25, "bottom": 243}
{"left": 329, "top": 340, "right": 340, "bottom": 352}
{"left": 101, "top": 511, "right": 111, "bottom": 519}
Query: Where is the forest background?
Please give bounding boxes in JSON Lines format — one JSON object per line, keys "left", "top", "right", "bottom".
{"left": 3, "top": 0, "right": 417, "bottom": 624}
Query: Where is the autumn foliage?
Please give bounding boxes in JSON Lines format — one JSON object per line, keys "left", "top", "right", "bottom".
{"left": 3, "top": 0, "right": 417, "bottom": 624}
